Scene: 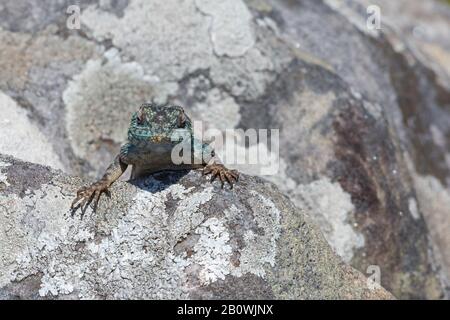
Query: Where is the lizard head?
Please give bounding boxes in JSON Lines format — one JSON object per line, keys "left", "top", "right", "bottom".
{"left": 128, "top": 103, "right": 193, "bottom": 145}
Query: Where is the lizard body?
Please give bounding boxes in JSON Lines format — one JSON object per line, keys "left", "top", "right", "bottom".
{"left": 71, "top": 103, "right": 238, "bottom": 213}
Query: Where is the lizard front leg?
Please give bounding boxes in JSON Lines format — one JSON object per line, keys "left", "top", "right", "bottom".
{"left": 203, "top": 162, "right": 239, "bottom": 188}
{"left": 195, "top": 140, "right": 239, "bottom": 188}
{"left": 71, "top": 155, "right": 128, "bottom": 214}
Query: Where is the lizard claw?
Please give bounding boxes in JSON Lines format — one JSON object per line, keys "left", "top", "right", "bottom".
{"left": 203, "top": 163, "right": 239, "bottom": 189}
{"left": 71, "top": 181, "right": 110, "bottom": 214}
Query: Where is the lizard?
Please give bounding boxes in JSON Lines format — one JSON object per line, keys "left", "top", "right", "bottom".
{"left": 71, "top": 103, "right": 239, "bottom": 213}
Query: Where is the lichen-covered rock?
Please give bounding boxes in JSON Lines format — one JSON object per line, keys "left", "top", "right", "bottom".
{"left": 0, "top": 154, "right": 393, "bottom": 299}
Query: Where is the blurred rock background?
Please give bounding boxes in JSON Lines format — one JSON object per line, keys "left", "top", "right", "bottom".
{"left": 0, "top": 0, "right": 449, "bottom": 299}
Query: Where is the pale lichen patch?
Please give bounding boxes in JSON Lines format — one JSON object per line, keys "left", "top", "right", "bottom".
{"left": 184, "top": 191, "right": 282, "bottom": 287}
{"left": 0, "top": 193, "right": 27, "bottom": 287}
{"left": 81, "top": 0, "right": 213, "bottom": 81}
{"left": 0, "top": 183, "right": 71, "bottom": 289}
{"left": 0, "top": 160, "right": 11, "bottom": 187}
{"left": 296, "top": 178, "right": 365, "bottom": 263}
{"left": 168, "top": 185, "right": 214, "bottom": 243}
{"left": 195, "top": 0, "right": 255, "bottom": 57}
{"left": 233, "top": 192, "right": 281, "bottom": 277}
{"left": 3, "top": 178, "right": 211, "bottom": 299}
{"left": 39, "top": 273, "right": 74, "bottom": 297}
{"left": 190, "top": 88, "right": 241, "bottom": 131}
{"left": 81, "top": 0, "right": 287, "bottom": 102}
{"left": 190, "top": 217, "right": 233, "bottom": 285}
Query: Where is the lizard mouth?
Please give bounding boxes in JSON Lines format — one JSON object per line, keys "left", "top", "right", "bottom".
{"left": 128, "top": 126, "right": 191, "bottom": 145}
{"left": 129, "top": 130, "right": 172, "bottom": 143}
{"left": 151, "top": 135, "right": 164, "bottom": 143}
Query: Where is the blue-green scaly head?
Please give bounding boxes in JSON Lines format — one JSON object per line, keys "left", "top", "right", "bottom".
{"left": 128, "top": 103, "right": 193, "bottom": 145}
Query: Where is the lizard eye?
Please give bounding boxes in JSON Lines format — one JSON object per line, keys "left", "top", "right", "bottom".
{"left": 137, "top": 107, "right": 146, "bottom": 125}
{"left": 177, "top": 111, "right": 186, "bottom": 128}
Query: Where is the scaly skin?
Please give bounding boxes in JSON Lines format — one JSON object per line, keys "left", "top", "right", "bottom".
{"left": 71, "top": 103, "right": 238, "bottom": 214}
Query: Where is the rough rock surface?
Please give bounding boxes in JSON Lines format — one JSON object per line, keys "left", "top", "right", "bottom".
{"left": 0, "top": 92, "right": 64, "bottom": 170}
{"left": 0, "top": 154, "right": 393, "bottom": 299}
{"left": 271, "top": 0, "right": 450, "bottom": 298}
{"left": 0, "top": 0, "right": 449, "bottom": 299}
